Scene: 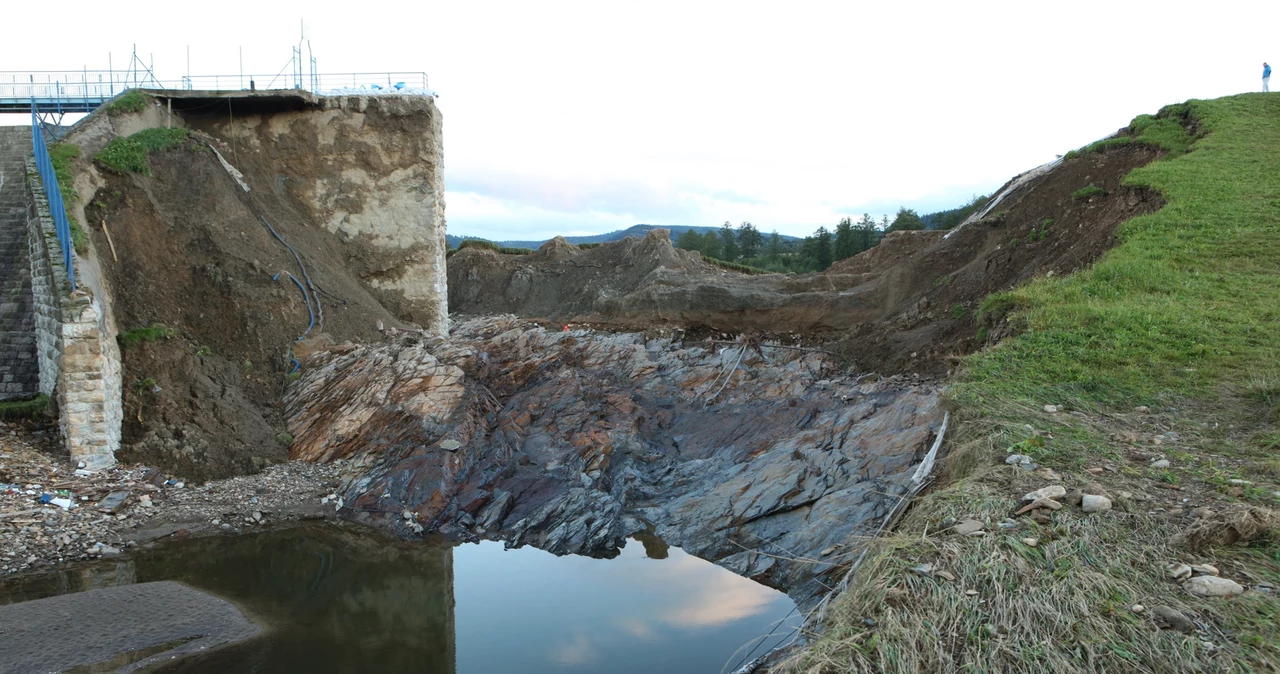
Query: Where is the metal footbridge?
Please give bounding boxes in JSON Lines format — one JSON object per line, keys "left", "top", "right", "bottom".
{"left": 1, "top": 70, "right": 431, "bottom": 115}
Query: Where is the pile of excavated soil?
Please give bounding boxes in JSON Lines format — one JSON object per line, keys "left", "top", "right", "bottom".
{"left": 447, "top": 145, "right": 1165, "bottom": 375}
{"left": 83, "top": 137, "right": 404, "bottom": 480}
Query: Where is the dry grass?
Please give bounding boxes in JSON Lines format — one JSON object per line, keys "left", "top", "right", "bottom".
{"left": 775, "top": 94, "right": 1280, "bottom": 673}
{"left": 779, "top": 472, "right": 1279, "bottom": 673}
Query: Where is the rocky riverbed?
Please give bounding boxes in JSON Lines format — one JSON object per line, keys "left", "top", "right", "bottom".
{"left": 287, "top": 316, "right": 946, "bottom": 603}
{"left": 0, "top": 422, "right": 344, "bottom": 578}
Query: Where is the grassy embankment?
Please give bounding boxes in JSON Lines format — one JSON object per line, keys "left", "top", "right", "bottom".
{"left": 786, "top": 94, "right": 1280, "bottom": 672}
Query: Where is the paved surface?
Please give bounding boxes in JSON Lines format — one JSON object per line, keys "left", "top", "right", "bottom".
{"left": 0, "top": 580, "right": 260, "bottom": 673}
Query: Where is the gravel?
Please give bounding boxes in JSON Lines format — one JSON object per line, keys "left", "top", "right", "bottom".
{"left": 1, "top": 422, "right": 345, "bottom": 578}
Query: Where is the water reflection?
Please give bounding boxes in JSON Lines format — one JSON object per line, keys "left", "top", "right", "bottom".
{"left": 0, "top": 524, "right": 799, "bottom": 674}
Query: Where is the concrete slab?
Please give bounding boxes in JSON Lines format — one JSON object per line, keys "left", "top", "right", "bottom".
{"left": 0, "top": 580, "right": 259, "bottom": 673}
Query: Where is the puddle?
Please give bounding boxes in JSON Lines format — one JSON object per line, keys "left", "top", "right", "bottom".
{"left": 0, "top": 524, "right": 800, "bottom": 673}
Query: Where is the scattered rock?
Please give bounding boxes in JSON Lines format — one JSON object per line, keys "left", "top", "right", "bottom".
{"left": 1015, "top": 498, "right": 1063, "bottom": 516}
{"left": 1183, "top": 576, "right": 1244, "bottom": 598}
{"left": 951, "top": 519, "right": 984, "bottom": 536}
{"left": 940, "top": 516, "right": 957, "bottom": 529}
{"left": 1034, "top": 467, "right": 1062, "bottom": 481}
{"left": 910, "top": 563, "right": 935, "bottom": 576}
{"left": 1189, "top": 563, "right": 1219, "bottom": 577}
{"left": 1167, "top": 563, "right": 1193, "bottom": 580}
{"left": 1043, "top": 405, "right": 1059, "bottom": 413}
{"left": 1227, "top": 479, "right": 1251, "bottom": 486}
{"left": 1081, "top": 495, "right": 1112, "bottom": 513}
{"left": 1085, "top": 467, "right": 1104, "bottom": 475}
{"left": 1130, "top": 604, "right": 1145, "bottom": 614}
{"left": 1152, "top": 605, "right": 1195, "bottom": 633}
{"left": 1020, "top": 537, "right": 1038, "bottom": 547}
{"left": 1134, "top": 406, "right": 1150, "bottom": 414}
{"left": 439, "top": 439, "right": 462, "bottom": 452}
{"left": 820, "top": 547, "right": 836, "bottom": 556}
{"left": 1005, "top": 454, "right": 1033, "bottom": 466}
{"left": 1021, "top": 485, "right": 1066, "bottom": 502}
{"left": 1150, "top": 459, "right": 1171, "bottom": 469}
{"left": 965, "top": 589, "right": 978, "bottom": 596}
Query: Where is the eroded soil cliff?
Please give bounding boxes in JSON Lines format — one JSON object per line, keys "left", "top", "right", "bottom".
{"left": 448, "top": 145, "right": 1165, "bottom": 375}
{"left": 66, "top": 94, "right": 446, "bottom": 480}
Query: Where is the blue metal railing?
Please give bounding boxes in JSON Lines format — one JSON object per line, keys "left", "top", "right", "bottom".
{"left": 30, "top": 105, "right": 76, "bottom": 289}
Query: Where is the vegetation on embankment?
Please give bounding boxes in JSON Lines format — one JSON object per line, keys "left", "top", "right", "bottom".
{"left": 47, "top": 142, "right": 88, "bottom": 254}
{"left": 93, "top": 128, "right": 192, "bottom": 175}
{"left": 785, "top": 94, "right": 1280, "bottom": 673}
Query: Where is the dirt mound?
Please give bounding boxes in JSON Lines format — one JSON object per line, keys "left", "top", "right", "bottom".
{"left": 448, "top": 145, "right": 1165, "bottom": 374}
{"left": 82, "top": 134, "right": 404, "bottom": 480}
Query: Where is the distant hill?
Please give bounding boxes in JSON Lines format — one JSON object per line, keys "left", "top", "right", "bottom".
{"left": 446, "top": 224, "right": 802, "bottom": 250}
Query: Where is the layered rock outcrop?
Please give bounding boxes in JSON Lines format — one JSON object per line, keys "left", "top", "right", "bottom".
{"left": 286, "top": 317, "right": 943, "bottom": 602}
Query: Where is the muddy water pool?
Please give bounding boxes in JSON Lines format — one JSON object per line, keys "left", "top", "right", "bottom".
{"left": 1, "top": 524, "right": 800, "bottom": 673}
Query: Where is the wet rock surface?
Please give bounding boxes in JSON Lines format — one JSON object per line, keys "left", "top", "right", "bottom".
{"left": 287, "top": 317, "right": 943, "bottom": 603}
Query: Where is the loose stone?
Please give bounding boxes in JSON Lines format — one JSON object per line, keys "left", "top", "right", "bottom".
{"left": 1183, "top": 576, "right": 1244, "bottom": 598}
{"left": 1081, "top": 495, "right": 1112, "bottom": 513}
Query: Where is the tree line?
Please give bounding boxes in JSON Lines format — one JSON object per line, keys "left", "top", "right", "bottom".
{"left": 675, "top": 204, "right": 970, "bottom": 273}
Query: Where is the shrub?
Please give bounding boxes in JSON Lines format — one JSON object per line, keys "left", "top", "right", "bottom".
{"left": 94, "top": 128, "right": 192, "bottom": 175}
{"left": 119, "top": 324, "right": 176, "bottom": 347}
{"left": 0, "top": 394, "right": 50, "bottom": 421}
{"left": 1072, "top": 184, "right": 1106, "bottom": 200}
{"left": 105, "top": 90, "right": 149, "bottom": 116}
{"left": 499, "top": 247, "right": 533, "bottom": 255}
{"left": 457, "top": 238, "right": 500, "bottom": 252}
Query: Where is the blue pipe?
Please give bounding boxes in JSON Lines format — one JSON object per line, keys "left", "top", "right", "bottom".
{"left": 273, "top": 271, "right": 315, "bottom": 338}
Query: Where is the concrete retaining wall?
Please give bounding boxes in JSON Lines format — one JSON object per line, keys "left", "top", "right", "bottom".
{"left": 25, "top": 157, "right": 121, "bottom": 469}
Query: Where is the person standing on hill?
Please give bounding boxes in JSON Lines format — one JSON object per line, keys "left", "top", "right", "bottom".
{"left": 1265, "top": 63, "right": 1272, "bottom": 92}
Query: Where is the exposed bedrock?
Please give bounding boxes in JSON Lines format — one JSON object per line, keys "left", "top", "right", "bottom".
{"left": 286, "top": 317, "right": 942, "bottom": 602}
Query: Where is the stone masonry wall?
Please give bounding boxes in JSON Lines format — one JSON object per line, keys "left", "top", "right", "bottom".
{"left": 0, "top": 128, "right": 39, "bottom": 401}
{"left": 25, "top": 156, "right": 121, "bottom": 469}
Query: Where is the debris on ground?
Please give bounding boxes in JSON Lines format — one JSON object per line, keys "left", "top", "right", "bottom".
{"left": 0, "top": 421, "right": 343, "bottom": 577}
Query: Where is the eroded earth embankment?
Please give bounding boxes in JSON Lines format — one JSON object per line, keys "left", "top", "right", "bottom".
{"left": 285, "top": 317, "right": 942, "bottom": 603}
{"left": 448, "top": 144, "right": 1165, "bottom": 375}
{"left": 63, "top": 94, "right": 446, "bottom": 479}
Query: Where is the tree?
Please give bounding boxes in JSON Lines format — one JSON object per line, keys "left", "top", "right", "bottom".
{"left": 675, "top": 229, "right": 703, "bottom": 252}
{"left": 736, "top": 222, "right": 763, "bottom": 259}
{"left": 766, "top": 231, "right": 783, "bottom": 257}
{"left": 815, "top": 226, "right": 834, "bottom": 270}
{"left": 887, "top": 207, "right": 924, "bottom": 232}
{"left": 718, "top": 221, "right": 740, "bottom": 260}
{"left": 834, "top": 217, "right": 856, "bottom": 260}
{"left": 856, "top": 213, "right": 878, "bottom": 253}
{"left": 701, "top": 230, "right": 721, "bottom": 259}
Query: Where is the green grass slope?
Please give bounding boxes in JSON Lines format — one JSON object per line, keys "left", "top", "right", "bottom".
{"left": 784, "top": 94, "right": 1280, "bottom": 674}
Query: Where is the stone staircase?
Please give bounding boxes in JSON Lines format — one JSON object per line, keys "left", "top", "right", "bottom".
{"left": 0, "top": 126, "right": 38, "bottom": 401}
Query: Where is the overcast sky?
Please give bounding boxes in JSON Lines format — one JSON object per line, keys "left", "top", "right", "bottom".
{"left": 2, "top": 1, "right": 1271, "bottom": 239}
